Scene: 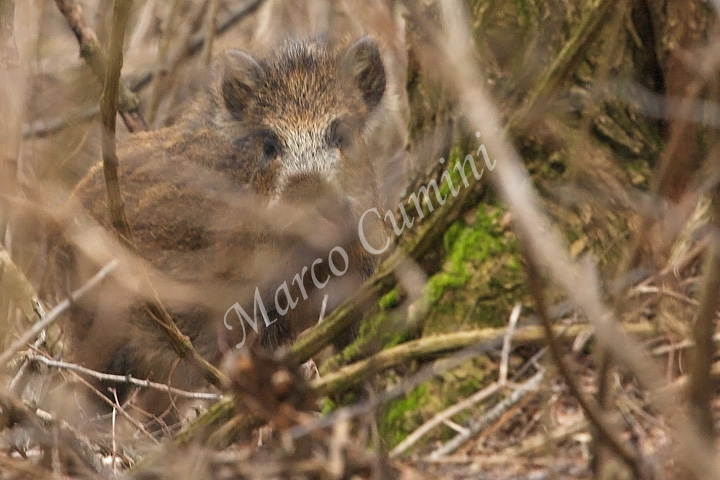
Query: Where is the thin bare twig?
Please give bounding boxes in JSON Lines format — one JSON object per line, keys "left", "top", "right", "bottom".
{"left": 0, "top": 390, "right": 113, "bottom": 475}
{"left": 27, "top": 0, "right": 265, "bottom": 138}
{"left": 59, "top": 205, "right": 229, "bottom": 390}
{"left": 318, "top": 294, "right": 329, "bottom": 324}
{"left": 95, "top": 3, "right": 227, "bottom": 388}
{"left": 289, "top": 318, "right": 645, "bottom": 445}
{"left": 511, "top": 418, "right": 590, "bottom": 457}
{"left": 0, "top": 260, "right": 117, "bottom": 366}
{"left": 69, "top": 373, "right": 159, "bottom": 446}
{"left": 390, "top": 381, "right": 501, "bottom": 458}
{"left": 0, "top": 242, "right": 46, "bottom": 395}
{"left": 499, "top": 303, "right": 521, "bottom": 385}
{"left": 28, "top": 353, "right": 222, "bottom": 401}
{"left": 402, "top": 1, "right": 720, "bottom": 478}
{"left": 516, "top": 0, "right": 619, "bottom": 123}
{"left": 132, "top": 0, "right": 267, "bottom": 97}
{"left": 145, "top": 0, "right": 184, "bottom": 126}
{"left": 312, "top": 322, "right": 653, "bottom": 397}
{"left": 201, "top": 0, "right": 221, "bottom": 66}
{"left": 187, "top": 0, "right": 265, "bottom": 54}
{"left": 54, "top": 0, "right": 147, "bottom": 133}
{"left": 427, "top": 370, "right": 545, "bottom": 459}
{"left": 289, "top": 339, "right": 507, "bottom": 441}
{"left": 390, "top": 304, "right": 523, "bottom": 458}
{"left": 142, "top": 291, "right": 229, "bottom": 388}
{"left": 22, "top": 106, "right": 100, "bottom": 139}
{"left": 100, "top": 0, "right": 134, "bottom": 245}
{"left": 0, "top": 243, "right": 44, "bottom": 328}
{"left": 524, "top": 258, "right": 644, "bottom": 477}
{"left": 111, "top": 400, "right": 118, "bottom": 471}
{"left": 290, "top": 0, "right": 626, "bottom": 368}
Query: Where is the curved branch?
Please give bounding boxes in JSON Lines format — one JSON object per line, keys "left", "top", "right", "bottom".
{"left": 54, "top": 0, "right": 146, "bottom": 132}
{"left": 100, "top": 0, "right": 134, "bottom": 244}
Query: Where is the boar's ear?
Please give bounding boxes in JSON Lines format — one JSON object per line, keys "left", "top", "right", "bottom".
{"left": 221, "top": 49, "right": 266, "bottom": 117}
{"left": 341, "top": 36, "right": 386, "bottom": 111}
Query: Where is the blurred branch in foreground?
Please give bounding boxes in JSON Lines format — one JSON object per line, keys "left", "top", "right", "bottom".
{"left": 0, "top": 244, "right": 44, "bottom": 340}
{"left": 0, "top": 0, "right": 20, "bottom": 349}
{"left": 404, "top": 0, "right": 720, "bottom": 478}
{"left": 96, "top": 0, "right": 228, "bottom": 392}
{"left": 0, "top": 259, "right": 115, "bottom": 368}
{"left": 174, "top": 0, "right": 658, "bottom": 448}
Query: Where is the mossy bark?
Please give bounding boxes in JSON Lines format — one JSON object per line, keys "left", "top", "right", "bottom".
{"left": 372, "top": 0, "right": 718, "bottom": 450}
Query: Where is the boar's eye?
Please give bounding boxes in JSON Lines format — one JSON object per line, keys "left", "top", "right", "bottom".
{"left": 263, "top": 139, "right": 279, "bottom": 158}
{"left": 327, "top": 119, "right": 352, "bottom": 151}
{"left": 260, "top": 132, "right": 282, "bottom": 166}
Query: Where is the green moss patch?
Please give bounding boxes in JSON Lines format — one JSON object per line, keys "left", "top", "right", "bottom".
{"left": 423, "top": 203, "right": 524, "bottom": 333}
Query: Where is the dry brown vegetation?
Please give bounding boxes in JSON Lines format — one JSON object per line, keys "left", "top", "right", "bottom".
{"left": 2, "top": 0, "right": 720, "bottom": 479}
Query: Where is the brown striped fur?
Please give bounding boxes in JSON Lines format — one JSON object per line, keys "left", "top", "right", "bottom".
{"left": 45, "top": 37, "right": 387, "bottom": 422}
